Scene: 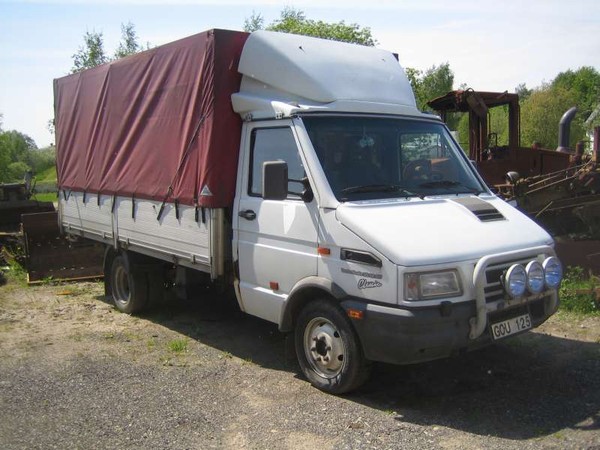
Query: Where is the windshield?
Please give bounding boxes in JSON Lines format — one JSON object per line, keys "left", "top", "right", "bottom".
{"left": 302, "top": 116, "right": 486, "bottom": 201}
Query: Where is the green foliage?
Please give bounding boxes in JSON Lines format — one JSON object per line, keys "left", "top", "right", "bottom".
{"left": 519, "top": 67, "right": 600, "bottom": 150}
{"left": 35, "top": 162, "right": 57, "bottom": 182}
{"left": 6, "top": 162, "right": 30, "bottom": 181}
{"left": 114, "top": 22, "right": 144, "bottom": 59}
{"left": 559, "top": 267, "right": 600, "bottom": 315}
{"left": 455, "top": 113, "right": 470, "bottom": 148}
{"left": 0, "top": 129, "right": 43, "bottom": 182}
{"left": 71, "top": 30, "right": 109, "bottom": 73}
{"left": 520, "top": 85, "right": 583, "bottom": 148}
{"left": 29, "top": 146, "right": 56, "bottom": 174}
{"left": 168, "top": 339, "right": 188, "bottom": 354}
{"left": 244, "top": 11, "right": 265, "bottom": 33}
{"left": 71, "top": 23, "right": 149, "bottom": 74}
{"left": 407, "top": 63, "right": 454, "bottom": 112}
{"left": 0, "top": 130, "right": 37, "bottom": 162}
{"left": 245, "top": 7, "right": 376, "bottom": 46}
{"left": 454, "top": 105, "right": 511, "bottom": 149}
{"left": 1, "top": 241, "right": 27, "bottom": 285}
{"left": 551, "top": 66, "right": 600, "bottom": 118}
{"left": 515, "top": 83, "right": 533, "bottom": 101}
{"left": 31, "top": 192, "right": 58, "bottom": 202}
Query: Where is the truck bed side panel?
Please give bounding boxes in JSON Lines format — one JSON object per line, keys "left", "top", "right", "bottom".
{"left": 60, "top": 193, "right": 214, "bottom": 273}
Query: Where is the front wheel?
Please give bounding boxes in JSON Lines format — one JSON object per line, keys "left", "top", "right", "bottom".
{"left": 295, "top": 300, "right": 371, "bottom": 394}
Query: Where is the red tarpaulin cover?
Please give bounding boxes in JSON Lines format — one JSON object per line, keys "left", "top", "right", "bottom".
{"left": 54, "top": 29, "right": 248, "bottom": 208}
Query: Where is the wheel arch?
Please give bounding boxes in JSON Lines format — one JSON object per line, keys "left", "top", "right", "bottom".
{"left": 279, "top": 276, "right": 347, "bottom": 333}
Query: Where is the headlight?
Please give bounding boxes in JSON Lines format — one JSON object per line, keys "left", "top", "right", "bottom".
{"left": 543, "top": 257, "right": 563, "bottom": 289}
{"left": 525, "top": 261, "right": 544, "bottom": 294}
{"left": 504, "top": 264, "right": 526, "bottom": 298}
{"left": 405, "top": 270, "right": 462, "bottom": 301}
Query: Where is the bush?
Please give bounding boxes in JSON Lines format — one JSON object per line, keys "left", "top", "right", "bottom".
{"left": 6, "top": 162, "right": 31, "bottom": 182}
{"left": 559, "top": 266, "right": 600, "bottom": 315}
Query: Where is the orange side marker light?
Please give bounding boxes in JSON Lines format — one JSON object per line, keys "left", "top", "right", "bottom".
{"left": 347, "top": 309, "right": 364, "bottom": 320}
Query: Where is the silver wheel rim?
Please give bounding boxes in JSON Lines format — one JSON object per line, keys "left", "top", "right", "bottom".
{"left": 303, "top": 317, "right": 346, "bottom": 379}
{"left": 113, "top": 263, "right": 130, "bottom": 306}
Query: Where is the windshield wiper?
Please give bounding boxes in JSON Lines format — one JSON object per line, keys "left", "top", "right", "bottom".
{"left": 340, "top": 184, "right": 422, "bottom": 198}
{"left": 418, "top": 180, "right": 483, "bottom": 196}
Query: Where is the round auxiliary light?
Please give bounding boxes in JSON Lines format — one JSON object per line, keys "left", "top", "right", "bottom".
{"left": 543, "top": 257, "right": 563, "bottom": 289}
{"left": 525, "top": 261, "right": 545, "bottom": 294}
{"left": 505, "top": 264, "right": 526, "bottom": 298}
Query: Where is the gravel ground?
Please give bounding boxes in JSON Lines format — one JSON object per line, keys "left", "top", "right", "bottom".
{"left": 0, "top": 280, "right": 599, "bottom": 449}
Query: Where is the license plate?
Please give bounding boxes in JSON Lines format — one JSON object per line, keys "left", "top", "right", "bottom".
{"left": 490, "top": 313, "right": 532, "bottom": 340}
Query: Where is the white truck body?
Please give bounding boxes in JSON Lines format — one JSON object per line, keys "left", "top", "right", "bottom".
{"left": 57, "top": 30, "right": 562, "bottom": 393}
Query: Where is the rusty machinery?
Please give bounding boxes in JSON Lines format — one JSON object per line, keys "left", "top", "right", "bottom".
{"left": 0, "top": 173, "right": 103, "bottom": 284}
{"left": 428, "top": 90, "right": 600, "bottom": 273}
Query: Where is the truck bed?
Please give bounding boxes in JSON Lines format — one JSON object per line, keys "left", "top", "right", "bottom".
{"left": 59, "top": 191, "right": 227, "bottom": 278}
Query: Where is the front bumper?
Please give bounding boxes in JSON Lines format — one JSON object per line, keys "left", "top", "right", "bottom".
{"left": 342, "top": 295, "right": 555, "bottom": 366}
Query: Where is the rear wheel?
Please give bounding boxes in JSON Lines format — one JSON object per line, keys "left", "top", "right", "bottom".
{"left": 110, "top": 254, "right": 148, "bottom": 314}
{"left": 295, "top": 299, "right": 371, "bottom": 394}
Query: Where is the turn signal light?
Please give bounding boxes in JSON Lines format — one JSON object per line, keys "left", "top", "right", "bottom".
{"left": 347, "top": 309, "right": 364, "bottom": 320}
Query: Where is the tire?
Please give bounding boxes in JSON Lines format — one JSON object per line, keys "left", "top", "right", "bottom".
{"left": 110, "top": 254, "right": 148, "bottom": 314}
{"left": 295, "top": 299, "right": 371, "bottom": 394}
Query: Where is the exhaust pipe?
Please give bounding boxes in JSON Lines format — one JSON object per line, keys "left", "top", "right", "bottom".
{"left": 557, "top": 106, "right": 577, "bottom": 152}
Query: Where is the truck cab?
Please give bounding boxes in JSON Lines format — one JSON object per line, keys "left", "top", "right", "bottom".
{"left": 230, "top": 31, "right": 562, "bottom": 393}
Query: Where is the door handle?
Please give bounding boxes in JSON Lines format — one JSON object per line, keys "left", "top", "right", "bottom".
{"left": 239, "top": 209, "right": 256, "bottom": 221}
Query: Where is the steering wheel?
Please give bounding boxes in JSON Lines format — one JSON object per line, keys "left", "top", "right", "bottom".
{"left": 403, "top": 159, "right": 432, "bottom": 182}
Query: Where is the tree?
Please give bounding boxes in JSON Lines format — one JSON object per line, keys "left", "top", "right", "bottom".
{"left": 6, "top": 162, "right": 31, "bottom": 182}
{"left": 47, "top": 119, "right": 55, "bottom": 137}
{"left": 521, "top": 85, "right": 582, "bottom": 149}
{"left": 114, "top": 22, "right": 143, "bottom": 59}
{"left": 406, "top": 63, "right": 454, "bottom": 111}
{"left": 71, "top": 30, "right": 108, "bottom": 73}
{"left": 244, "top": 7, "right": 377, "bottom": 46}
{"left": 517, "top": 67, "right": 599, "bottom": 150}
{"left": 244, "top": 11, "right": 265, "bottom": 33}
{"left": 71, "top": 23, "right": 149, "bottom": 73}
{"left": 405, "top": 67, "right": 422, "bottom": 100}
{"left": 0, "top": 129, "right": 38, "bottom": 182}
{"left": 552, "top": 66, "right": 600, "bottom": 117}
{"left": 515, "top": 83, "right": 532, "bottom": 101}
{"left": 28, "top": 146, "right": 56, "bottom": 174}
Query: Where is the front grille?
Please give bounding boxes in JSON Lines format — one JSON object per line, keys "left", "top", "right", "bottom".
{"left": 483, "top": 256, "right": 535, "bottom": 304}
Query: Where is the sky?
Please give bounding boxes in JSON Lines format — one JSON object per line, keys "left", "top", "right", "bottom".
{"left": 1, "top": 0, "right": 599, "bottom": 148}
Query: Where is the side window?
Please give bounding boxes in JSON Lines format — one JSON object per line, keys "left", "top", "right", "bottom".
{"left": 249, "top": 127, "right": 305, "bottom": 199}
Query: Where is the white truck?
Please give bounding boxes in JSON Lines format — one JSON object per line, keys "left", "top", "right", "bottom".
{"left": 54, "top": 29, "right": 563, "bottom": 393}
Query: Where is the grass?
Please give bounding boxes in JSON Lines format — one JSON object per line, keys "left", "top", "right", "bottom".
{"left": 2, "top": 249, "right": 27, "bottom": 286}
{"left": 31, "top": 191, "right": 58, "bottom": 202}
{"left": 559, "top": 266, "right": 600, "bottom": 316}
{"left": 168, "top": 338, "right": 188, "bottom": 354}
{"left": 36, "top": 166, "right": 57, "bottom": 182}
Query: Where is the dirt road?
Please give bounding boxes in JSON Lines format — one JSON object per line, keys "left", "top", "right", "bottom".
{"left": 1, "top": 281, "right": 599, "bottom": 449}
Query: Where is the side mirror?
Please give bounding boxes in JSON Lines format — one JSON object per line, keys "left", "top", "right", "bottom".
{"left": 263, "top": 160, "right": 288, "bottom": 200}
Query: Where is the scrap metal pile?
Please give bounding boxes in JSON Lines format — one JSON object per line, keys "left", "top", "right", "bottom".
{"left": 428, "top": 90, "right": 600, "bottom": 273}
{"left": 0, "top": 173, "right": 103, "bottom": 284}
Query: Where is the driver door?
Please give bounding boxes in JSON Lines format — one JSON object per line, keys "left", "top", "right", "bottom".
{"left": 234, "top": 122, "right": 319, "bottom": 324}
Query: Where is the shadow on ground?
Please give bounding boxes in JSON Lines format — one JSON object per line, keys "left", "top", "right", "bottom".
{"left": 99, "top": 290, "right": 600, "bottom": 441}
